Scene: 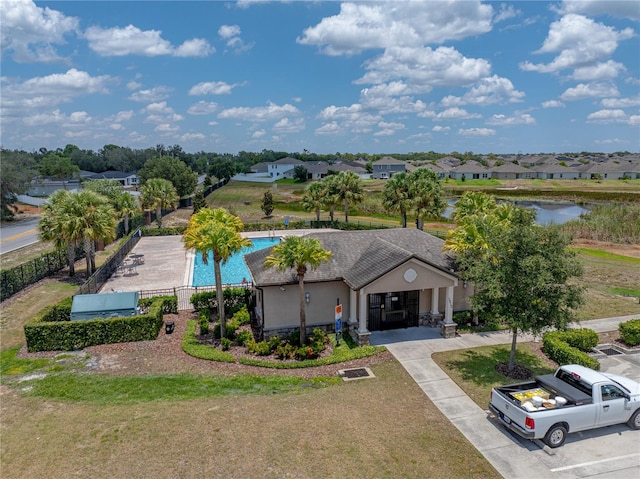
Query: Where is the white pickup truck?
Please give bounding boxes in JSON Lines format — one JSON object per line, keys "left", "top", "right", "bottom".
{"left": 489, "top": 364, "right": 640, "bottom": 448}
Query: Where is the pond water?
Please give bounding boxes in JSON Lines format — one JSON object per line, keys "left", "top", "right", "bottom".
{"left": 443, "top": 200, "right": 591, "bottom": 225}
{"left": 192, "top": 237, "right": 280, "bottom": 287}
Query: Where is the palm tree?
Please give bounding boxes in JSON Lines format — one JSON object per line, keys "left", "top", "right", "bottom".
{"left": 183, "top": 208, "right": 250, "bottom": 338}
{"left": 70, "top": 190, "right": 117, "bottom": 276}
{"left": 382, "top": 172, "right": 411, "bottom": 227}
{"left": 320, "top": 175, "right": 340, "bottom": 222}
{"left": 451, "top": 191, "right": 497, "bottom": 222}
{"left": 334, "top": 171, "right": 364, "bottom": 222}
{"left": 408, "top": 168, "right": 446, "bottom": 230}
{"left": 301, "top": 182, "right": 325, "bottom": 222}
{"left": 39, "top": 190, "right": 79, "bottom": 277}
{"left": 84, "top": 178, "right": 138, "bottom": 234}
{"left": 115, "top": 191, "right": 138, "bottom": 235}
{"left": 264, "top": 236, "right": 332, "bottom": 345}
{"left": 140, "top": 178, "right": 178, "bottom": 227}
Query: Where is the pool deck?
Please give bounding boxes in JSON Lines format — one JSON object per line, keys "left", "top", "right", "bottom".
{"left": 99, "top": 229, "right": 335, "bottom": 294}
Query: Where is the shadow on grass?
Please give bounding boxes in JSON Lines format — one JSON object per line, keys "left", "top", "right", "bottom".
{"left": 445, "top": 346, "right": 554, "bottom": 387}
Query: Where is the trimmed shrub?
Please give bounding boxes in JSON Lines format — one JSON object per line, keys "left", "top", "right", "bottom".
{"left": 190, "top": 287, "right": 250, "bottom": 314}
{"left": 619, "top": 318, "right": 640, "bottom": 346}
{"left": 235, "top": 329, "right": 253, "bottom": 347}
{"left": 542, "top": 328, "right": 600, "bottom": 371}
{"left": 231, "top": 308, "right": 250, "bottom": 325}
{"left": 24, "top": 296, "right": 172, "bottom": 352}
{"left": 220, "top": 337, "right": 232, "bottom": 351}
{"left": 198, "top": 311, "right": 210, "bottom": 335}
{"left": 246, "top": 339, "right": 271, "bottom": 356}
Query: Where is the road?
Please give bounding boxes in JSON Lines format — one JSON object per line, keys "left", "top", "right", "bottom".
{"left": 0, "top": 217, "right": 41, "bottom": 254}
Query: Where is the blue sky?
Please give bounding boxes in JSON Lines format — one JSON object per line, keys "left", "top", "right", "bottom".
{"left": 1, "top": 0, "right": 639, "bottom": 155}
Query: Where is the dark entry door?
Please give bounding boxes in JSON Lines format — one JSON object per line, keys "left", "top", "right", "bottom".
{"left": 367, "top": 291, "right": 419, "bottom": 331}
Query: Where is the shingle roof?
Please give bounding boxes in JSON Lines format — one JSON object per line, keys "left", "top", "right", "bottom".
{"left": 87, "top": 171, "right": 136, "bottom": 179}
{"left": 273, "top": 157, "right": 304, "bottom": 165}
{"left": 244, "top": 229, "right": 454, "bottom": 289}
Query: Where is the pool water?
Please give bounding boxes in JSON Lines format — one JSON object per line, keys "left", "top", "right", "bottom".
{"left": 191, "top": 237, "right": 280, "bottom": 286}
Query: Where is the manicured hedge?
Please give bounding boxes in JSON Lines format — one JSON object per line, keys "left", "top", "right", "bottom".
{"left": 542, "top": 328, "right": 600, "bottom": 371}
{"left": 190, "top": 287, "right": 250, "bottom": 314}
{"left": 619, "top": 318, "right": 640, "bottom": 346}
{"left": 24, "top": 296, "right": 175, "bottom": 352}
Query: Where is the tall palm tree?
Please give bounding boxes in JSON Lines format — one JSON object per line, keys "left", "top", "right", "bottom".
{"left": 408, "top": 168, "right": 446, "bottom": 230}
{"left": 382, "top": 172, "right": 411, "bottom": 227}
{"left": 115, "top": 191, "right": 138, "bottom": 235}
{"left": 70, "top": 190, "right": 117, "bottom": 276}
{"left": 84, "top": 178, "right": 139, "bottom": 234}
{"left": 39, "top": 190, "right": 79, "bottom": 277}
{"left": 320, "top": 175, "right": 340, "bottom": 222}
{"left": 334, "top": 171, "right": 364, "bottom": 222}
{"left": 451, "top": 191, "right": 497, "bottom": 222}
{"left": 140, "top": 178, "right": 178, "bottom": 227}
{"left": 301, "top": 181, "right": 325, "bottom": 222}
{"left": 264, "top": 236, "right": 332, "bottom": 345}
{"left": 183, "top": 208, "right": 250, "bottom": 338}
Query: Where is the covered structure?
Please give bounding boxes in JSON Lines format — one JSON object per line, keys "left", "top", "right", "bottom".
{"left": 245, "top": 229, "right": 472, "bottom": 345}
{"left": 70, "top": 292, "right": 139, "bottom": 320}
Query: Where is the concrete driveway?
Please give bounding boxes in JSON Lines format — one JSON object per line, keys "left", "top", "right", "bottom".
{"left": 371, "top": 317, "right": 640, "bottom": 479}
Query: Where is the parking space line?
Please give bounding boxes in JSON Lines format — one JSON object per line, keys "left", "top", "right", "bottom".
{"left": 550, "top": 453, "right": 640, "bottom": 472}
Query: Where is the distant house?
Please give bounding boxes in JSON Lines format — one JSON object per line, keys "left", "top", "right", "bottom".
{"left": 534, "top": 164, "right": 579, "bottom": 180}
{"left": 86, "top": 170, "right": 139, "bottom": 187}
{"left": 249, "top": 162, "right": 269, "bottom": 174}
{"left": 27, "top": 178, "right": 81, "bottom": 196}
{"left": 372, "top": 156, "right": 407, "bottom": 179}
{"left": 449, "top": 161, "right": 490, "bottom": 181}
{"left": 268, "top": 157, "right": 304, "bottom": 178}
{"left": 581, "top": 162, "right": 626, "bottom": 180}
{"left": 490, "top": 163, "right": 535, "bottom": 180}
{"left": 421, "top": 163, "right": 448, "bottom": 180}
{"left": 245, "top": 229, "right": 471, "bottom": 344}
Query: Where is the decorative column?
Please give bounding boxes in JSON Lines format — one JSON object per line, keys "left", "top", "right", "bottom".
{"left": 428, "top": 287, "right": 443, "bottom": 326}
{"left": 440, "top": 286, "right": 457, "bottom": 338}
{"left": 357, "top": 289, "right": 371, "bottom": 346}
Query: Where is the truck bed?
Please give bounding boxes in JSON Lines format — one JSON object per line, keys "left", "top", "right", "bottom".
{"left": 536, "top": 374, "right": 592, "bottom": 406}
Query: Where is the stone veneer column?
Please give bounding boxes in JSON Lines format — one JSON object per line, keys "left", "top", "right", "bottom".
{"left": 440, "top": 286, "right": 457, "bottom": 338}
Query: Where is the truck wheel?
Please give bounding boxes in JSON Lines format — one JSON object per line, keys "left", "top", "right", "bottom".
{"left": 544, "top": 424, "right": 567, "bottom": 448}
{"left": 628, "top": 409, "right": 640, "bottom": 430}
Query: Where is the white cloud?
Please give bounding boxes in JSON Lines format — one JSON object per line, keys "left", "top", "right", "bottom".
{"left": 486, "top": 113, "right": 536, "bottom": 126}
{"left": 84, "top": 25, "right": 213, "bottom": 57}
{"left": 23, "top": 108, "right": 90, "bottom": 126}
{"left": 440, "top": 75, "right": 525, "bottom": 107}
{"left": 357, "top": 46, "right": 491, "bottom": 88}
{"left": 542, "top": 100, "right": 566, "bottom": 108}
{"left": 126, "top": 81, "right": 142, "bottom": 91}
{"left": 218, "top": 102, "right": 299, "bottom": 121}
{"left": 180, "top": 132, "right": 205, "bottom": 141}
{"left": 219, "top": 25, "right": 241, "bottom": 39}
{"left": 432, "top": 126, "right": 450, "bottom": 132}
{"left": 252, "top": 129, "right": 266, "bottom": 139}
{"left": 141, "top": 102, "right": 183, "bottom": 124}
{"left": 108, "top": 110, "right": 134, "bottom": 122}
{"left": 435, "top": 108, "right": 482, "bottom": 120}
{"left": 586, "top": 109, "right": 633, "bottom": 124}
{"left": 155, "top": 123, "right": 179, "bottom": 132}
{"left": 273, "top": 117, "right": 305, "bottom": 133}
{"left": 520, "top": 14, "right": 634, "bottom": 74}
{"left": 297, "top": 1, "right": 493, "bottom": 55}
{"left": 188, "top": 81, "right": 238, "bottom": 96}
{"left": 0, "top": 0, "right": 79, "bottom": 63}
{"left": 560, "top": 1, "right": 640, "bottom": 21}
{"left": 560, "top": 82, "right": 619, "bottom": 101}
{"left": 187, "top": 101, "right": 219, "bottom": 115}
{"left": 458, "top": 128, "right": 495, "bottom": 136}
{"left": 359, "top": 84, "right": 428, "bottom": 115}
{"left": 315, "top": 122, "right": 342, "bottom": 135}
{"left": 218, "top": 24, "right": 253, "bottom": 53}
{"left": 602, "top": 96, "right": 640, "bottom": 108}
{"left": 494, "top": 4, "right": 519, "bottom": 23}
{"left": 570, "top": 60, "right": 626, "bottom": 81}
{"left": 128, "top": 86, "right": 173, "bottom": 103}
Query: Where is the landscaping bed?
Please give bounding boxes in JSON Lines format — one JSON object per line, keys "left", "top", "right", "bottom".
{"left": 16, "top": 310, "right": 393, "bottom": 380}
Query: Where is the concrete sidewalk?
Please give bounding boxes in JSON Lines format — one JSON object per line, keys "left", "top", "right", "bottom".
{"left": 370, "top": 315, "right": 639, "bottom": 479}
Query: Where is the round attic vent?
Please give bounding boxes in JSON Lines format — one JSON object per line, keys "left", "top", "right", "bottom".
{"left": 403, "top": 268, "right": 417, "bottom": 283}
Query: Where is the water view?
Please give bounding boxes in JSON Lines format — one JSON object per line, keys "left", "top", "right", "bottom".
{"left": 443, "top": 200, "right": 591, "bottom": 225}
{"left": 192, "top": 237, "right": 281, "bottom": 287}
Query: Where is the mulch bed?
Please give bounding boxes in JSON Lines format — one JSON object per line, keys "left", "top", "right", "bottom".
{"left": 17, "top": 311, "right": 394, "bottom": 380}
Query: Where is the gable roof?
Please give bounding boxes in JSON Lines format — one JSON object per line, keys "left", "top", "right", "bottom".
{"left": 244, "top": 229, "right": 454, "bottom": 289}
{"left": 272, "top": 157, "right": 304, "bottom": 165}
{"left": 373, "top": 156, "right": 405, "bottom": 165}
{"left": 87, "top": 171, "right": 136, "bottom": 180}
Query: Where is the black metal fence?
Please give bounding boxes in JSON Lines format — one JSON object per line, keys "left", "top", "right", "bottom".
{"left": 0, "top": 246, "right": 83, "bottom": 302}
{"left": 76, "top": 228, "right": 142, "bottom": 295}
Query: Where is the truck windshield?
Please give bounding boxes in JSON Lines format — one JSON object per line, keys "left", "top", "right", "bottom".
{"left": 556, "top": 370, "right": 593, "bottom": 396}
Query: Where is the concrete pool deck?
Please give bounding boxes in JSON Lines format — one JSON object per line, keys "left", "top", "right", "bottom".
{"left": 99, "top": 229, "right": 335, "bottom": 294}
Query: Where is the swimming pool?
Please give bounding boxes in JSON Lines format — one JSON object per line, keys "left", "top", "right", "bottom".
{"left": 191, "top": 237, "right": 280, "bottom": 287}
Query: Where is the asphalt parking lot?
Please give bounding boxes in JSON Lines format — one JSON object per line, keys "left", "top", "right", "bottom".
{"left": 486, "top": 353, "right": 640, "bottom": 479}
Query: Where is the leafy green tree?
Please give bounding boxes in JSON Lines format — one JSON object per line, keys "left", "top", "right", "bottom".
{"left": 293, "top": 165, "right": 308, "bottom": 182}
{"left": 455, "top": 208, "right": 584, "bottom": 373}
{"left": 1, "top": 149, "right": 37, "bottom": 220}
{"left": 408, "top": 168, "right": 446, "bottom": 230}
{"left": 301, "top": 182, "right": 325, "bottom": 221}
{"left": 382, "top": 172, "right": 412, "bottom": 227}
{"left": 334, "top": 171, "right": 364, "bottom": 222}
{"left": 183, "top": 208, "right": 250, "bottom": 338}
{"left": 138, "top": 156, "right": 197, "bottom": 197}
{"left": 140, "top": 178, "right": 179, "bottom": 227}
{"left": 261, "top": 190, "right": 274, "bottom": 217}
{"left": 264, "top": 236, "right": 332, "bottom": 345}
{"left": 208, "top": 157, "right": 236, "bottom": 182}
{"left": 192, "top": 190, "right": 206, "bottom": 214}
{"left": 38, "top": 153, "right": 80, "bottom": 189}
